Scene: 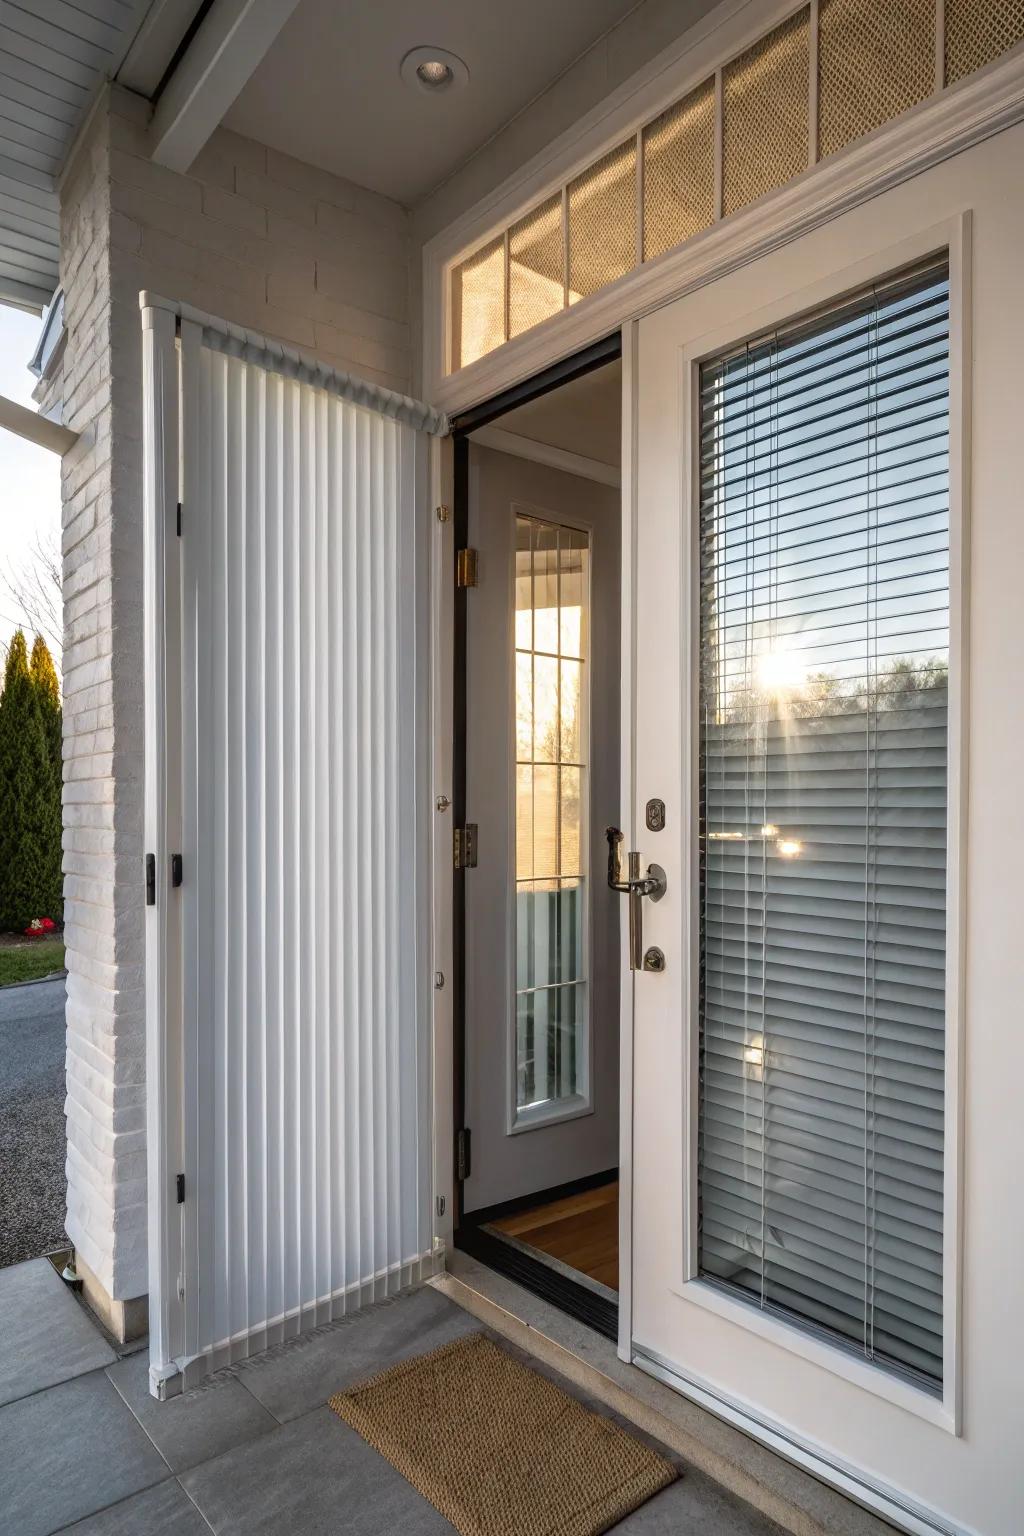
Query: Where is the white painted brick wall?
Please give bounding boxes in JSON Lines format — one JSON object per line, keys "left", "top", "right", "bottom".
{"left": 44, "top": 85, "right": 413, "bottom": 1302}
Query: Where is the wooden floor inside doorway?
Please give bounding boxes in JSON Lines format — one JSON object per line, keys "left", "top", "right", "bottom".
{"left": 489, "top": 1179, "right": 618, "bottom": 1292}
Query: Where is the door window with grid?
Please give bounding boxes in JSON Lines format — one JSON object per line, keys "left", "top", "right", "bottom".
{"left": 697, "top": 261, "right": 950, "bottom": 1388}
{"left": 514, "top": 515, "right": 590, "bottom": 1125}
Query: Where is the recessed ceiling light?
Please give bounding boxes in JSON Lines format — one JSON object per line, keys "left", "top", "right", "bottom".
{"left": 417, "top": 59, "right": 453, "bottom": 87}
{"left": 400, "top": 46, "right": 469, "bottom": 95}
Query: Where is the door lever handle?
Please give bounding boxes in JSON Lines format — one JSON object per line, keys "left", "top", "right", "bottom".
{"left": 606, "top": 827, "right": 666, "bottom": 970}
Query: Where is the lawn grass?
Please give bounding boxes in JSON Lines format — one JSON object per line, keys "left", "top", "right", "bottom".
{"left": 0, "top": 939, "right": 66, "bottom": 987}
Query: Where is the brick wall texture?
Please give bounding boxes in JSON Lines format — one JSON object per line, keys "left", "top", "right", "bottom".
{"left": 43, "top": 86, "right": 412, "bottom": 1301}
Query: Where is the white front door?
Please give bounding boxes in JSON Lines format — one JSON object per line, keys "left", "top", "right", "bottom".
{"left": 629, "top": 201, "right": 964, "bottom": 1482}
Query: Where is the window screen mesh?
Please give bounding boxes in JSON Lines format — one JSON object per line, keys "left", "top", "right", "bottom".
{"left": 818, "top": 0, "right": 935, "bottom": 159}
{"left": 568, "top": 139, "right": 637, "bottom": 303}
{"left": 509, "top": 195, "right": 565, "bottom": 340}
{"left": 643, "top": 78, "right": 716, "bottom": 262}
{"left": 723, "top": 9, "right": 810, "bottom": 216}
{"left": 945, "top": 0, "right": 1024, "bottom": 84}
{"left": 449, "top": 0, "right": 1024, "bottom": 373}
{"left": 697, "top": 262, "right": 950, "bottom": 1387}
{"left": 451, "top": 236, "right": 505, "bottom": 370}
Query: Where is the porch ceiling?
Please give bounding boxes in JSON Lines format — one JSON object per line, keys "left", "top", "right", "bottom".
{"left": 223, "top": 0, "right": 646, "bottom": 206}
{"left": 0, "top": 0, "right": 181, "bottom": 309}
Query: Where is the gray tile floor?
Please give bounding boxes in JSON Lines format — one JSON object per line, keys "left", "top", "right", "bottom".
{"left": 0, "top": 1258, "right": 785, "bottom": 1535}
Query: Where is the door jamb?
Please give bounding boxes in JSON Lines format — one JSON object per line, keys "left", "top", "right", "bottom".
{"left": 445, "top": 331, "right": 630, "bottom": 1282}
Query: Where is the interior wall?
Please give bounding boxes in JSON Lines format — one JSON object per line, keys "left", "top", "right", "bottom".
{"left": 462, "top": 443, "right": 620, "bottom": 1213}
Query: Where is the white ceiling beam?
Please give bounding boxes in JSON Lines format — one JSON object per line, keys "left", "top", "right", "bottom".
{"left": 118, "top": 0, "right": 208, "bottom": 100}
{"left": 150, "top": 0, "right": 302, "bottom": 173}
{"left": 468, "top": 424, "right": 620, "bottom": 487}
{"left": 0, "top": 393, "right": 77, "bottom": 455}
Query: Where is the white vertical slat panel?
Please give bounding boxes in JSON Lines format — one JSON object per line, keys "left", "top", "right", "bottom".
{"left": 146, "top": 306, "right": 440, "bottom": 1391}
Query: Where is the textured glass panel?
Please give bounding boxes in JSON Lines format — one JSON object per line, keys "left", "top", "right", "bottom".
{"left": 509, "top": 194, "right": 564, "bottom": 339}
{"left": 723, "top": 9, "right": 810, "bottom": 216}
{"left": 515, "top": 536, "right": 532, "bottom": 650}
{"left": 559, "top": 535, "right": 587, "bottom": 657}
{"left": 533, "top": 654, "right": 559, "bottom": 762}
{"left": 945, "top": 0, "right": 1024, "bottom": 84}
{"left": 515, "top": 652, "right": 532, "bottom": 760}
{"left": 560, "top": 659, "right": 583, "bottom": 764}
{"left": 643, "top": 77, "right": 716, "bottom": 262}
{"left": 568, "top": 139, "right": 637, "bottom": 303}
{"left": 452, "top": 236, "right": 505, "bottom": 370}
{"left": 697, "top": 264, "right": 950, "bottom": 1387}
{"left": 516, "top": 764, "right": 534, "bottom": 881}
{"left": 560, "top": 767, "right": 582, "bottom": 877}
{"left": 532, "top": 764, "right": 558, "bottom": 880}
{"left": 516, "top": 982, "right": 583, "bottom": 1110}
{"left": 533, "top": 527, "right": 559, "bottom": 653}
{"left": 819, "top": 0, "right": 935, "bottom": 159}
{"left": 517, "top": 883, "right": 583, "bottom": 991}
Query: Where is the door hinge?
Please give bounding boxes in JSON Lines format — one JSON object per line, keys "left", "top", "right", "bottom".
{"left": 456, "top": 547, "right": 478, "bottom": 588}
{"left": 176, "top": 501, "right": 182, "bottom": 536}
{"left": 176, "top": 1173, "right": 185, "bottom": 1204}
{"left": 145, "top": 853, "right": 156, "bottom": 906}
{"left": 455, "top": 1128, "right": 471, "bottom": 1182}
{"left": 453, "top": 823, "right": 477, "bottom": 870}
{"left": 171, "top": 853, "right": 183, "bottom": 888}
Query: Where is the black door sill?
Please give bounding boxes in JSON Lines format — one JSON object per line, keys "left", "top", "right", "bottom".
{"left": 454, "top": 1224, "right": 618, "bottom": 1342}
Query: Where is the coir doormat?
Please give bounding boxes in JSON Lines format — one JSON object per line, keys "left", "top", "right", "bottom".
{"left": 328, "top": 1330, "right": 678, "bottom": 1536}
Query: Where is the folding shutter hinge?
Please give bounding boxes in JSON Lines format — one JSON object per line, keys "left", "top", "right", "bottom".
{"left": 145, "top": 853, "right": 156, "bottom": 905}
{"left": 176, "top": 1173, "right": 185, "bottom": 1204}
{"left": 456, "top": 547, "right": 478, "bottom": 588}
{"left": 453, "top": 824, "right": 477, "bottom": 870}
{"left": 176, "top": 501, "right": 182, "bottom": 536}
{"left": 455, "top": 1128, "right": 471, "bottom": 1182}
{"left": 171, "top": 853, "right": 183, "bottom": 888}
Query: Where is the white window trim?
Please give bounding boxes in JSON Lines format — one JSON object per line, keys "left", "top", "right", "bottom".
{"left": 504, "top": 497, "right": 595, "bottom": 1137}
{"left": 421, "top": 0, "right": 1023, "bottom": 421}
{"left": 661, "top": 213, "right": 970, "bottom": 1434}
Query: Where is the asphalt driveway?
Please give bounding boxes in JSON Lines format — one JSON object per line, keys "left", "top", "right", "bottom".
{"left": 0, "top": 977, "right": 67, "bottom": 1268}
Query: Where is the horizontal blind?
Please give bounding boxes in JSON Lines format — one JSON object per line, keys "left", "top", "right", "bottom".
{"left": 177, "top": 325, "right": 435, "bottom": 1377}
{"left": 697, "top": 262, "right": 950, "bottom": 1387}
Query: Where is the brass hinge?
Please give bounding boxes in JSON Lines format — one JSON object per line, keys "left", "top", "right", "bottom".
{"left": 456, "top": 547, "right": 478, "bottom": 588}
{"left": 453, "top": 823, "right": 477, "bottom": 870}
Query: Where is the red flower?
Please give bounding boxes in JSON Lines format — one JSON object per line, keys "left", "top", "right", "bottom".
{"left": 24, "top": 917, "right": 56, "bottom": 938}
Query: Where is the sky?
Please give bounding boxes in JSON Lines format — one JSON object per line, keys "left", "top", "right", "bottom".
{"left": 0, "top": 304, "right": 62, "bottom": 668}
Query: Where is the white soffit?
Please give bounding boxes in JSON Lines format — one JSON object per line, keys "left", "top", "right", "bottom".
{"left": 224, "top": 0, "right": 646, "bottom": 206}
{"left": 0, "top": 0, "right": 176, "bottom": 309}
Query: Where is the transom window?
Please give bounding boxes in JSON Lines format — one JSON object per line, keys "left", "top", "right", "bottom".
{"left": 448, "top": 1, "right": 1021, "bottom": 373}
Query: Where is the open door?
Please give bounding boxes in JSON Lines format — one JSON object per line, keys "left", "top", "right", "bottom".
{"left": 142, "top": 295, "right": 446, "bottom": 1394}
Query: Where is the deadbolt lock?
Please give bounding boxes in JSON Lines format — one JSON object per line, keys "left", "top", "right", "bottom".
{"left": 642, "top": 947, "right": 666, "bottom": 973}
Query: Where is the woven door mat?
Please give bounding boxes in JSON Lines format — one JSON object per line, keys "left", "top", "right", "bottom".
{"left": 328, "top": 1331, "right": 678, "bottom": 1536}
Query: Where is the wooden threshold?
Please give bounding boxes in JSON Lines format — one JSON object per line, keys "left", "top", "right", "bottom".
{"left": 489, "top": 1178, "right": 618, "bottom": 1292}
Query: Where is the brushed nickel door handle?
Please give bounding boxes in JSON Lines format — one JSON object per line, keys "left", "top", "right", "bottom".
{"left": 606, "top": 827, "right": 667, "bottom": 971}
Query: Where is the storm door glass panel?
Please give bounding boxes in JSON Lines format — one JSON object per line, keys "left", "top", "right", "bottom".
{"left": 515, "top": 515, "right": 590, "bottom": 1122}
{"left": 697, "top": 261, "right": 950, "bottom": 1388}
